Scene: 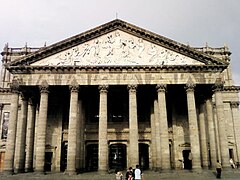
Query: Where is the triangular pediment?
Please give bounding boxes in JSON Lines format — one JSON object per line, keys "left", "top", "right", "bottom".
{"left": 31, "top": 30, "right": 204, "bottom": 66}
{"left": 8, "top": 19, "right": 228, "bottom": 68}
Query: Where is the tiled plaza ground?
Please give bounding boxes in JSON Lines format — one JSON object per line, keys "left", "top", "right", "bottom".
{"left": 0, "top": 169, "right": 240, "bottom": 180}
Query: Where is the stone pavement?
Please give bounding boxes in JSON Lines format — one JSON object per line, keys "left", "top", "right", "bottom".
{"left": 0, "top": 169, "right": 240, "bottom": 180}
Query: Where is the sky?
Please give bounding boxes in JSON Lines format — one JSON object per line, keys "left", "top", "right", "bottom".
{"left": 0, "top": 0, "right": 239, "bottom": 85}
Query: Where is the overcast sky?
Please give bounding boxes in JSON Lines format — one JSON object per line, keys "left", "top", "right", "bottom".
{"left": 0, "top": 0, "right": 239, "bottom": 85}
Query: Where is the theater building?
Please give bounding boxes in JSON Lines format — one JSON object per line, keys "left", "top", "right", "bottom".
{"left": 0, "top": 19, "right": 239, "bottom": 174}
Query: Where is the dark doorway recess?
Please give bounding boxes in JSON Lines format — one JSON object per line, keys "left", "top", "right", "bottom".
{"left": 139, "top": 143, "right": 149, "bottom": 170}
{"left": 109, "top": 144, "right": 127, "bottom": 171}
{"left": 44, "top": 152, "right": 53, "bottom": 172}
{"left": 182, "top": 150, "right": 192, "bottom": 170}
{"left": 86, "top": 144, "right": 98, "bottom": 171}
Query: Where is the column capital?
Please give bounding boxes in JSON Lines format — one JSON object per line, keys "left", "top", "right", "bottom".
{"left": 39, "top": 81, "right": 49, "bottom": 94}
{"left": 156, "top": 84, "right": 167, "bottom": 92}
{"left": 185, "top": 83, "right": 195, "bottom": 92}
{"left": 69, "top": 85, "right": 79, "bottom": 93}
{"left": 10, "top": 80, "right": 20, "bottom": 94}
{"left": 212, "top": 78, "right": 224, "bottom": 92}
{"left": 127, "top": 84, "right": 137, "bottom": 93}
{"left": 98, "top": 85, "right": 108, "bottom": 93}
{"left": 230, "top": 101, "right": 239, "bottom": 108}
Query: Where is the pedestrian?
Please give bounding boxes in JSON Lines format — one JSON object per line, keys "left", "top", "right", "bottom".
{"left": 229, "top": 158, "right": 236, "bottom": 169}
{"left": 134, "top": 165, "right": 143, "bottom": 180}
{"left": 125, "top": 167, "right": 133, "bottom": 180}
{"left": 216, "top": 160, "right": 222, "bottom": 179}
{"left": 115, "top": 170, "right": 123, "bottom": 180}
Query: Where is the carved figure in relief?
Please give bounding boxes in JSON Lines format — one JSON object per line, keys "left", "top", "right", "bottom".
{"left": 136, "top": 38, "right": 145, "bottom": 58}
{"left": 148, "top": 44, "right": 158, "bottom": 62}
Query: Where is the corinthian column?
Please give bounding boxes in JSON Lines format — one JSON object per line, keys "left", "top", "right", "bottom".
{"left": 185, "top": 83, "right": 201, "bottom": 169}
{"left": 14, "top": 93, "right": 28, "bottom": 173}
{"left": 206, "top": 98, "right": 217, "bottom": 168}
{"left": 4, "top": 80, "right": 20, "bottom": 174}
{"left": 128, "top": 84, "right": 139, "bottom": 167}
{"left": 25, "top": 98, "right": 36, "bottom": 172}
{"left": 213, "top": 80, "right": 229, "bottom": 168}
{"left": 67, "top": 84, "right": 79, "bottom": 174}
{"left": 98, "top": 85, "right": 108, "bottom": 174}
{"left": 156, "top": 84, "right": 171, "bottom": 171}
{"left": 35, "top": 82, "right": 49, "bottom": 173}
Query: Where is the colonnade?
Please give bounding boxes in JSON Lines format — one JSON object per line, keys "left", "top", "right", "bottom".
{"left": 3, "top": 81, "right": 236, "bottom": 174}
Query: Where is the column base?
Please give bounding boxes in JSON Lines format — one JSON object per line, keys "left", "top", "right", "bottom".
{"left": 2, "top": 170, "right": 14, "bottom": 175}
{"left": 98, "top": 169, "right": 108, "bottom": 175}
{"left": 65, "top": 170, "right": 77, "bottom": 175}
{"left": 25, "top": 168, "right": 34, "bottom": 173}
{"left": 14, "top": 168, "right": 25, "bottom": 174}
{"left": 160, "top": 168, "right": 172, "bottom": 173}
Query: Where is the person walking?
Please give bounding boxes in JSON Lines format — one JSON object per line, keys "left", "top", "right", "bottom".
{"left": 134, "top": 165, "right": 143, "bottom": 180}
{"left": 216, "top": 160, "right": 223, "bottom": 179}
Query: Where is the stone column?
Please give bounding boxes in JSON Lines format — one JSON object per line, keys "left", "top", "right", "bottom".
{"left": 66, "top": 84, "right": 79, "bottom": 174}
{"left": 185, "top": 83, "right": 201, "bottom": 169}
{"left": 156, "top": 84, "right": 171, "bottom": 170}
{"left": 150, "top": 102, "right": 157, "bottom": 170}
{"left": 213, "top": 81, "right": 229, "bottom": 168}
{"left": 35, "top": 82, "right": 49, "bottom": 173}
{"left": 4, "top": 80, "right": 20, "bottom": 174}
{"left": 128, "top": 85, "right": 139, "bottom": 167}
{"left": 198, "top": 102, "right": 209, "bottom": 168}
{"left": 98, "top": 85, "right": 108, "bottom": 173}
{"left": 25, "top": 98, "right": 36, "bottom": 172}
{"left": 14, "top": 93, "right": 28, "bottom": 173}
{"left": 154, "top": 99, "right": 161, "bottom": 170}
{"left": 206, "top": 99, "right": 217, "bottom": 168}
{"left": 230, "top": 102, "right": 240, "bottom": 162}
{"left": 0, "top": 103, "right": 3, "bottom": 129}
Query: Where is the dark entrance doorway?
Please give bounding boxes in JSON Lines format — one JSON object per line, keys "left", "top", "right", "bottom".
{"left": 60, "top": 141, "right": 68, "bottom": 172}
{"left": 86, "top": 144, "right": 98, "bottom": 171}
{"left": 182, "top": 150, "right": 192, "bottom": 170}
{"left": 139, "top": 143, "right": 149, "bottom": 170}
{"left": 109, "top": 144, "right": 126, "bottom": 170}
{"left": 44, "top": 152, "right": 53, "bottom": 172}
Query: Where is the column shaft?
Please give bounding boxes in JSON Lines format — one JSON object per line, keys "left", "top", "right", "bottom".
{"left": 35, "top": 85, "right": 49, "bottom": 172}
{"left": 98, "top": 85, "right": 108, "bottom": 173}
{"left": 199, "top": 103, "right": 209, "bottom": 168}
{"left": 206, "top": 99, "right": 217, "bottom": 168}
{"left": 150, "top": 102, "right": 157, "bottom": 170}
{"left": 4, "top": 82, "right": 19, "bottom": 174}
{"left": 156, "top": 84, "right": 170, "bottom": 170}
{"left": 185, "top": 84, "right": 201, "bottom": 169}
{"left": 67, "top": 85, "right": 79, "bottom": 174}
{"left": 25, "top": 99, "right": 36, "bottom": 172}
{"left": 214, "top": 85, "right": 229, "bottom": 168}
{"left": 128, "top": 85, "right": 139, "bottom": 167}
{"left": 14, "top": 95, "right": 28, "bottom": 173}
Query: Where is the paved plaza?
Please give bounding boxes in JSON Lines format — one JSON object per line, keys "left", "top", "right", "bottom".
{"left": 0, "top": 170, "right": 240, "bottom": 180}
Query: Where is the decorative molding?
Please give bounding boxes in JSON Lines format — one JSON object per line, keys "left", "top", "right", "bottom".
{"left": 185, "top": 83, "right": 195, "bottom": 92}
{"left": 10, "top": 79, "right": 20, "bottom": 94}
{"left": 69, "top": 79, "right": 79, "bottom": 93}
{"left": 212, "top": 78, "right": 224, "bottom": 92}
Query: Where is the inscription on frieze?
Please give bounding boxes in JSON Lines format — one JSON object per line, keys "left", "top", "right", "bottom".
{"left": 32, "top": 30, "right": 204, "bottom": 66}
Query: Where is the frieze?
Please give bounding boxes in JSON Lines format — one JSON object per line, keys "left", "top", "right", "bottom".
{"left": 32, "top": 30, "right": 204, "bottom": 67}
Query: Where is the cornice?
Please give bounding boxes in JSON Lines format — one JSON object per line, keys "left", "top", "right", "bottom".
{"left": 223, "top": 86, "right": 240, "bottom": 92}
{"left": 6, "top": 19, "right": 228, "bottom": 68}
{"left": 0, "top": 88, "right": 11, "bottom": 93}
{"left": 6, "top": 64, "right": 227, "bottom": 74}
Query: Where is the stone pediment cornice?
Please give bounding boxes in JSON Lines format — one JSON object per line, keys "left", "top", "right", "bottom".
{"left": 7, "top": 19, "right": 228, "bottom": 69}
{"left": 8, "top": 64, "right": 227, "bottom": 74}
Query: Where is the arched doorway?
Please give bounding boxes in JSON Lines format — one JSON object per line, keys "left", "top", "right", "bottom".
{"left": 109, "top": 144, "right": 127, "bottom": 170}
{"left": 86, "top": 144, "right": 98, "bottom": 171}
{"left": 139, "top": 143, "right": 149, "bottom": 170}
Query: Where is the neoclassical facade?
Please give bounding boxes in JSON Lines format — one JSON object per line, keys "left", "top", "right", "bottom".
{"left": 0, "top": 19, "right": 239, "bottom": 174}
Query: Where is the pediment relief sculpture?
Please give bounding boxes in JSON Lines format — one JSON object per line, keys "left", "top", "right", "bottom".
{"left": 32, "top": 30, "right": 204, "bottom": 67}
